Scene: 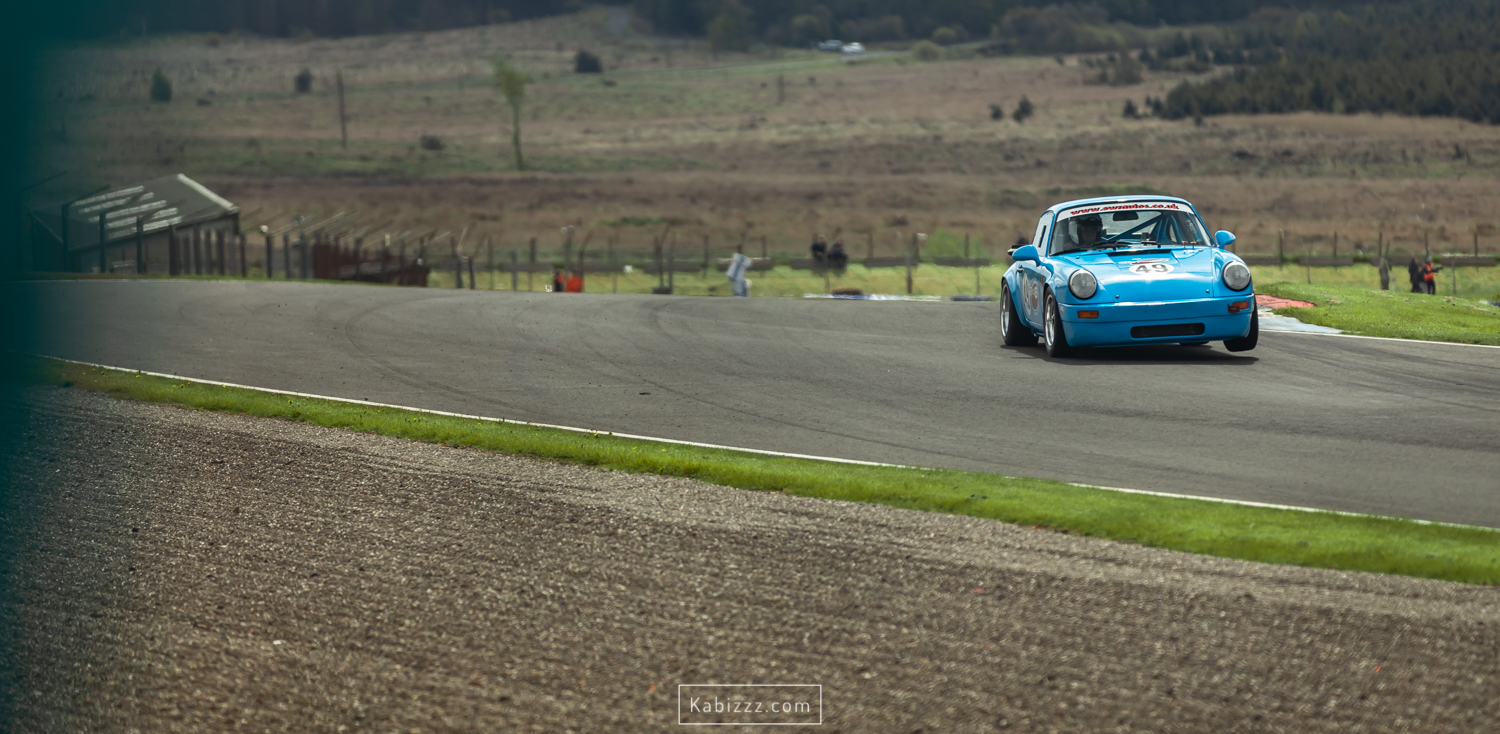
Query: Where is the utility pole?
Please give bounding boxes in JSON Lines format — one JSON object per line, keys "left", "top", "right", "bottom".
{"left": 337, "top": 70, "right": 348, "bottom": 149}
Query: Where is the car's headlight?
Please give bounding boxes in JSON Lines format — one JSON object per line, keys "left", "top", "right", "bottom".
{"left": 1068, "top": 269, "right": 1098, "bottom": 299}
{"left": 1222, "top": 261, "right": 1252, "bottom": 291}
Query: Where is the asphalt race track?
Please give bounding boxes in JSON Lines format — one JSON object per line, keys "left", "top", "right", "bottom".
{"left": 12, "top": 280, "right": 1500, "bottom": 528}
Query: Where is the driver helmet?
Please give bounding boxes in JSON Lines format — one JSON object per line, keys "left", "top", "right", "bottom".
{"left": 1077, "top": 214, "right": 1103, "bottom": 231}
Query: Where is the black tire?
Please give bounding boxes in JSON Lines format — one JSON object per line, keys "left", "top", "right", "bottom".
{"left": 1043, "top": 292, "right": 1076, "bottom": 358}
{"left": 1000, "top": 283, "right": 1038, "bottom": 347}
{"left": 1225, "top": 308, "right": 1259, "bottom": 352}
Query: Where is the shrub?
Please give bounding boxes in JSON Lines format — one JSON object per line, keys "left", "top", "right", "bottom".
{"left": 790, "top": 14, "right": 823, "bottom": 46}
{"left": 989, "top": 103, "right": 1004, "bottom": 120}
{"left": 1122, "top": 99, "right": 1139, "bottom": 118}
{"left": 931, "top": 27, "right": 958, "bottom": 46}
{"left": 419, "top": 134, "right": 444, "bottom": 151}
{"left": 912, "top": 40, "right": 941, "bottom": 61}
{"left": 1013, "top": 95, "right": 1035, "bottom": 123}
{"left": 574, "top": 50, "right": 602, "bottom": 73}
{"left": 840, "top": 15, "right": 905, "bottom": 42}
{"left": 150, "top": 68, "right": 171, "bottom": 102}
{"left": 294, "top": 68, "right": 313, "bottom": 93}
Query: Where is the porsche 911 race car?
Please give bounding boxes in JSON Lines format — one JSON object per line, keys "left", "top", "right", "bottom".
{"left": 999, "top": 195, "right": 1257, "bottom": 357}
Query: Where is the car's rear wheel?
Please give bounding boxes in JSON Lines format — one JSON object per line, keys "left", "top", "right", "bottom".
{"left": 1225, "top": 308, "right": 1259, "bottom": 352}
{"left": 1043, "top": 292, "right": 1076, "bottom": 358}
{"left": 1000, "top": 283, "right": 1038, "bottom": 347}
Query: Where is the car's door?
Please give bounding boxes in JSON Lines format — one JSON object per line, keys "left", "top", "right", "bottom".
{"left": 1019, "top": 212, "right": 1052, "bottom": 328}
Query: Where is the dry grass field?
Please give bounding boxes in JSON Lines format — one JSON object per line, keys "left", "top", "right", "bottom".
{"left": 29, "top": 9, "right": 1500, "bottom": 282}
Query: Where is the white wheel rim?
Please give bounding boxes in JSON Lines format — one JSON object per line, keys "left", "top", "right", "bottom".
{"left": 1001, "top": 291, "right": 1011, "bottom": 335}
{"left": 1045, "top": 301, "right": 1055, "bottom": 346}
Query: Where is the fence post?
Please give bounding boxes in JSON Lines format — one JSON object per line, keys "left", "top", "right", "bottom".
{"left": 1424, "top": 230, "right": 1430, "bottom": 257}
{"left": 907, "top": 233, "right": 916, "bottom": 294}
{"left": 610, "top": 234, "right": 618, "bottom": 293}
{"left": 264, "top": 232, "right": 273, "bottom": 277}
{"left": 511, "top": 250, "right": 519, "bottom": 290}
{"left": 702, "top": 234, "right": 709, "bottom": 278}
{"left": 336, "top": 70, "right": 348, "bottom": 149}
{"left": 216, "top": 230, "right": 226, "bottom": 276}
{"left": 283, "top": 234, "right": 291, "bottom": 279}
{"left": 97, "top": 212, "right": 106, "bottom": 273}
{"left": 381, "top": 234, "right": 390, "bottom": 283}
{"left": 668, "top": 232, "right": 676, "bottom": 293}
{"left": 528, "top": 237, "right": 537, "bottom": 291}
{"left": 300, "top": 231, "right": 309, "bottom": 279}
{"left": 192, "top": 227, "right": 201, "bottom": 275}
{"left": 1278, "top": 229, "right": 1285, "bottom": 263}
{"left": 1476, "top": 229, "right": 1480, "bottom": 256}
{"left": 59, "top": 202, "right": 70, "bottom": 272}
{"left": 487, "top": 239, "right": 494, "bottom": 290}
{"left": 168, "top": 227, "right": 178, "bottom": 275}
{"left": 468, "top": 257, "right": 476, "bottom": 289}
{"left": 135, "top": 217, "right": 144, "bottom": 274}
{"left": 398, "top": 242, "right": 407, "bottom": 285}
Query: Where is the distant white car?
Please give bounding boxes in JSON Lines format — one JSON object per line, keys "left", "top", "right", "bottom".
{"left": 817, "top": 39, "right": 843, "bottom": 53}
{"left": 841, "top": 42, "right": 865, "bottom": 55}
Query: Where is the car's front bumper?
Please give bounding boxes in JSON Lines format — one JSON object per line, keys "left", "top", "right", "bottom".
{"left": 1058, "top": 296, "right": 1253, "bottom": 347}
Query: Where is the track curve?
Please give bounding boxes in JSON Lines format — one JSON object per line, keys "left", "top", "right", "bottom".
{"left": 12, "top": 280, "right": 1500, "bottom": 527}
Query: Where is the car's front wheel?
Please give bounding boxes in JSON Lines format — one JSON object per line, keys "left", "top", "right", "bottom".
{"left": 1043, "top": 292, "right": 1076, "bottom": 358}
{"left": 1225, "top": 308, "right": 1259, "bottom": 352}
{"left": 1000, "top": 283, "right": 1038, "bottom": 347}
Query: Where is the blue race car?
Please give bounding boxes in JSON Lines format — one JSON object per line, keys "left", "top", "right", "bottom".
{"left": 999, "top": 195, "right": 1257, "bottom": 357}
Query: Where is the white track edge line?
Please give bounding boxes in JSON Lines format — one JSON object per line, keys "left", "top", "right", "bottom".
{"left": 1263, "top": 326, "right": 1500, "bottom": 349}
{"left": 28, "top": 352, "right": 1499, "bottom": 533}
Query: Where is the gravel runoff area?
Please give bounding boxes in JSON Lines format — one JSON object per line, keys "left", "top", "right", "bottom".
{"left": 2, "top": 388, "right": 1497, "bottom": 733}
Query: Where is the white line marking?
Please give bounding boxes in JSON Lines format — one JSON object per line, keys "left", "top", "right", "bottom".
{"left": 31, "top": 353, "right": 1499, "bottom": 532}
{"left": 1265, "top": 329, "right": 1500, "bottom": 349}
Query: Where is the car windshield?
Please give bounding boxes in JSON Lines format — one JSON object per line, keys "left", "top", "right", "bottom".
{"left": 1050, "top": 204, "right": 1209, "bottom": 255}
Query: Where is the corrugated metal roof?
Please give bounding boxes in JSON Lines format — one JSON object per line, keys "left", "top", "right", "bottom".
{"left": 39, "top": 174, "right": 238, "bottom": 250}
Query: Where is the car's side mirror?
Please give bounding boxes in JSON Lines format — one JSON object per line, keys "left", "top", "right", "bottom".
{"left": 1011, "top": 244, "right": 1040, "bottom": 262}
{"left": 1214, "top": 230, "right": 1236, "bottom": 248}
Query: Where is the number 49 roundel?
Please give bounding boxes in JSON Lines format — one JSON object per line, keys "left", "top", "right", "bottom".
{"left": 1128, "top": 262, "right": 1174, "bottom": 275}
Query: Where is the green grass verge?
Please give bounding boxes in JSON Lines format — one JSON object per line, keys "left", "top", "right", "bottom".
{"left": 11, "top": 354, "right": 1498, "bottom": 586}
{"left": 1260, "top": 282, "right": 1500, "bottom": 345}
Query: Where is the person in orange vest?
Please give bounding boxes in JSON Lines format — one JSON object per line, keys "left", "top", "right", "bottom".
{"left": 564, "top": 269, "right": 584, "bottom": 293}
{"left": 1421, "top": 256, "right": 1441, "bottom": 294}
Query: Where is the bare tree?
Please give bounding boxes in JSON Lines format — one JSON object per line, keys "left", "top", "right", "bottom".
{"left": 491, "top": 56, "right": 527, "bottom": 171}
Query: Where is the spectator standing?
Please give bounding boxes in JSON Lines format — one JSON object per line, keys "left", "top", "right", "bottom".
{"left": 1408, "top": 256, "right": 1424, "bottom": 293}
{"left": 551, "top": 267, "right": 565, "bottom": 293}
{"left": 810, "top": 235, "right": 828, "bottom": 268}
{"left": 828, "top": 239, "right": 849, "bottom": 273}
{"left": 726, "top": 245, "right": 752, "bottom": 297}
{"left": 1422, "top": 257, "right": 1441, "bottom": 294}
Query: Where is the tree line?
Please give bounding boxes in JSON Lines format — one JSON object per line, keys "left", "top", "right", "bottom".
{"left": 82, "top": 0, "right": 1363, "bottom": 41}
{"left": 1159, "top": 0, "right": 1500, "bottom": 124}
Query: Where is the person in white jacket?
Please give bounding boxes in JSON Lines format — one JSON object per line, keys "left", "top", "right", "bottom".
{"left": 726, "top": 245, "right": 752, "bottom": 297}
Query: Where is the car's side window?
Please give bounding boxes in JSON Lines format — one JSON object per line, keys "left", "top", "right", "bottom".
{"left": 1029, "top": 213, "right": 1050, "bottom": 254}
{"left": 1050, "top": 219, "right": 1074, "bottom": 255}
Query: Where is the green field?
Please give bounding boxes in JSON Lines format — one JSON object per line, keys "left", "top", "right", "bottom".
{"left": 14, "top": 354, "right": 1498, "bottom": 587}
{"left": 1259, "top": 282, "right": 1500, "bottom": 345}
